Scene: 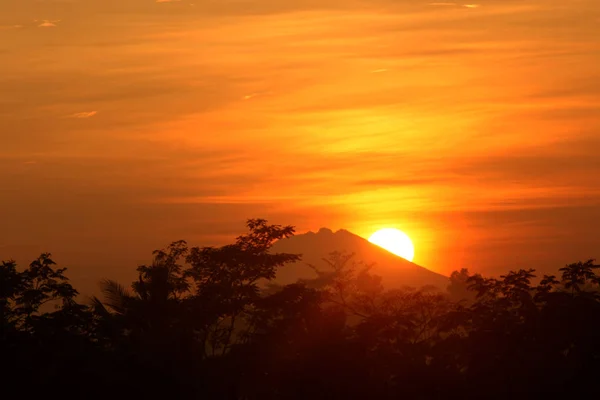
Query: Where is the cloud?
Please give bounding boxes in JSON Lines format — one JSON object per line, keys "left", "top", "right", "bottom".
{"left": 69, "top": 111, "right": 97, "bottom": 118}
{"left": 242, "top": 91, "right": 273, "bottom": 100}
{"left": 428, "top": 2, "right": 480, "bottom": 8}
{"left": 0, "top": 25, "right": 24, "bottom": 30}
{"left": 2, "top": 0, "right": 599, "bottom": 285}
{"left": 37, "top": 20, "right": 60, "bottom": 28}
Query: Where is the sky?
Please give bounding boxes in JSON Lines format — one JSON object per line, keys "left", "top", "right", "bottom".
{"left": 1, "top": 0, "right": 600, "bottom": 292}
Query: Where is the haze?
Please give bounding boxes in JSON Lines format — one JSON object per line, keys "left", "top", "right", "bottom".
{"left": 1, "top": 0, "right": 599, "bottom": 292}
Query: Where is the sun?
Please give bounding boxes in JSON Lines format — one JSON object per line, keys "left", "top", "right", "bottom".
{"left": 368, "top": 228, "right": 415, "bottom": 262}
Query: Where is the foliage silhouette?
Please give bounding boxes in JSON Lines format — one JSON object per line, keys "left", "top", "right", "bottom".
{"left": 1, "top": 220, "right": 599, "bottom": 399}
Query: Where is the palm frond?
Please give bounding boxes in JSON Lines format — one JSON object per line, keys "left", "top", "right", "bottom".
{"left": 89, "top": 295, "right": 111, "bottom": 318}
{"left": 99, "top": 279, "right": 132, "bottom": 315}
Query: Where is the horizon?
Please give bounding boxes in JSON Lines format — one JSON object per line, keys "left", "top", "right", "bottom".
{"left": 0, "top": 221, "right": 590, "bottom": 297}
{"left": 2, "top": 0, "right": 600, "bottom": 295}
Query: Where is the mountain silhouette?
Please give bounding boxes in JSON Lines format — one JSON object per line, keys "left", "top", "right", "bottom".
{"left": 271, "top": 227, "right": 449, "bottom": 290}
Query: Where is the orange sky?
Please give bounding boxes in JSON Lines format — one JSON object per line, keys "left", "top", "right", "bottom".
{"left": 1, "top": 0, "right": 600, "bottom": 292}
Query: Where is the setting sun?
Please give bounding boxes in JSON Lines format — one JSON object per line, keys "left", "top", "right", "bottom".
{"left": 368, "top": 228, "right": 415, "bottom": 262}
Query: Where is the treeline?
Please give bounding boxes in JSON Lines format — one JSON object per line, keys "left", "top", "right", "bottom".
{"left": 2, "top": 219, "right": 600, "bottom": 399}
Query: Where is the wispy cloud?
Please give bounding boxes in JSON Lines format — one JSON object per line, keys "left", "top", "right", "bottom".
{"left": 37, "top": 20, "right": 60, "bottom": 28}
{"left": 428, "top": 2, "right": 481, "bottom": 8}
{"left": 1, "top": 0, "right": 599, "bottom": 283}
{"left": 69, "top": 111, "right": 97, "bottom": 119}
{"left": 242, "top": 91, "right": 273, "bottom": 101}
{"left": 0, "top": 25, "right": 24, "bottom": 30}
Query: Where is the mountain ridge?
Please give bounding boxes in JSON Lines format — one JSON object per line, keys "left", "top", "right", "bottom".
{"left": 271, "top": 227, "right": 449, "bottom": 290}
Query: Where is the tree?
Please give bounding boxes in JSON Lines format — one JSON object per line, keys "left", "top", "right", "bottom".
{"left": 559, "top": 259, "right": 599, "bottom": 295}
{"left": 0, "top": 255, "right": 102, "bottom": 397}
{"left": 185, "top": 218, "right": 301, "bottom": 357}
{"left": 3, "top": 220, "right": 600, "bottom": 400}
{"left": 0, "top": 254, "right": 80, "bottom": 334}
{"left": 447, "top": 268, "right": 480, "bottom": 304}
{"left": 91, "top": 240, "right": 197, "bottom": 376}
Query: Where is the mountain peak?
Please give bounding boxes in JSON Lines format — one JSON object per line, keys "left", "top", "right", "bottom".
{"left": 272, "top": 228, "right": 448, "bottom": 290}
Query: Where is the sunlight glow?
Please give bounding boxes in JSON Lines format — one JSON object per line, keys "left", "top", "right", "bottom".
{"left": 369, "top": 228, "right": 415, "bottom": 262}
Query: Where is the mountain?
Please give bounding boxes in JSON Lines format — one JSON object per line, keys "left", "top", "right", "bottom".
{"left": 271, "top": 228, "right": 449, "bottom": 290}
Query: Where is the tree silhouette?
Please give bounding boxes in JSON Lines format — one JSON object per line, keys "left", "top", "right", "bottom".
{"left": 1, "top": 254, "right": 81, "bottom": 333}
{"left": 0, "top": 254, "right": 102, "bottom": 397}
{"left": 559, "top": 259, "right": 599, "bottom": 295}
{"left": 2, "top": 221, "right": 600, "bottom": 399}
{"left": 184, "top": 219, "right": 300, "bottom": 357}
{"left": 447, "top": 268, "right": 480, "bottom": 304}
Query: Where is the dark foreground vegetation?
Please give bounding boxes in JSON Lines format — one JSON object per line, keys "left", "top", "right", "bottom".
{"left": 2, "top": 219, "right": 600, "bottom": 399}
